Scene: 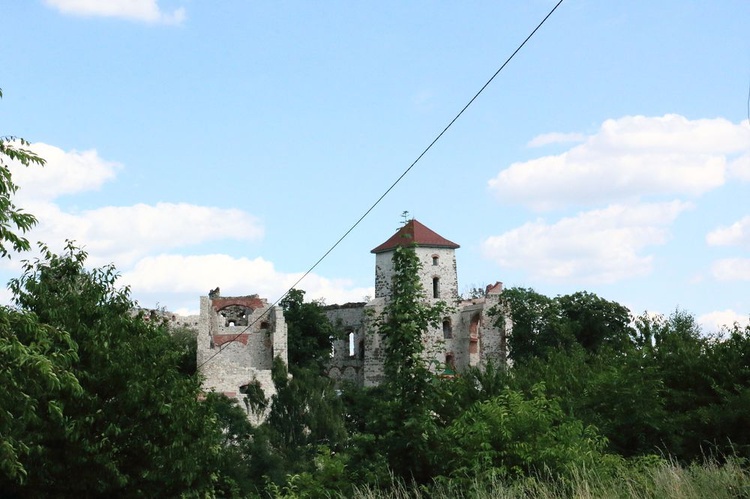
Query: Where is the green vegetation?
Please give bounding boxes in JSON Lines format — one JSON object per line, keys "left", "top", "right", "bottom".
{"left": 1, "top": 94, "right": 748, "bottom": 496}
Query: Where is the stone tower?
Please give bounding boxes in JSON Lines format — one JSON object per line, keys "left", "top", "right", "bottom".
{"left": 371, "top": 219, "right": 460, "bottom": 304}
{"left": 355, "top": 219, "right": 462, "bottom": 384}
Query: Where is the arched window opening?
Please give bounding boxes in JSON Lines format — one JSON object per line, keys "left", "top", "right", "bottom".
{"left": 443, "top": 318, "right": 453, "bottom": 339}
{"left": 432, "top": 255, "right": 439, "bottom": 266}
{"left": 348, "top": 331, "right": 356, "bottom": 357}
{"left": 469, "top": 313, "right": 481, "bottom": 354}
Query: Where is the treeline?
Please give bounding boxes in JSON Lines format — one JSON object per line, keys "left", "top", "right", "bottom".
{"left": 3, "top": 242, "right": 748, "bottom": 497}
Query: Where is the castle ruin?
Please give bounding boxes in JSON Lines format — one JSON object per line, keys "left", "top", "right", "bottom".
{"left": 195, "top": 219, "right": 510, "bottom": 416}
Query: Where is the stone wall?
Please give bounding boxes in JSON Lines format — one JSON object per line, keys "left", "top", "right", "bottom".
{"left": 196, "top": 293, "right": 287, "bottom": 424}
{"left": 374, "top": 247, "right": 458, "bottom": 304}
{"left": 325, "top": 303, "right": 367, "bottom": 386}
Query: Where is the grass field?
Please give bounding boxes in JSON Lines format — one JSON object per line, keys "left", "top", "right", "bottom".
{"left": 351, "top": 457, "right": 750, "bottom": 499}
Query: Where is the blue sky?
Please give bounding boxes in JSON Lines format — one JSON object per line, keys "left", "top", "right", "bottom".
{"left": 2, "top": 0, "right": 749, "bottom": 331}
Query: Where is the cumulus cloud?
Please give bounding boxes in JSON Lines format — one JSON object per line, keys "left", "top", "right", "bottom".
{"left": 120, "top": 254, "right": 374, "bottom": 312}
{"left": 489, "top": 115, "right": 750, "bottom": 210}
{"left": 706, "top": 216, "right": 750, "bottom": 248}
{"left": 4, "top": 143, "right": 265, "bottom": 267}
{"left": 44, "top": 0, "right": 185, "bottom": 25}
{"left": 710, "top": 258, "right": 750, "bottom": 281}
{"left": 9, "top": 142, "right": 120, "bottom": 202}
{"left": 697, "top": 309, "right": 750, "bottom": 333}
{"left": 481, "top": 201, "right": 690, "bottom": 283}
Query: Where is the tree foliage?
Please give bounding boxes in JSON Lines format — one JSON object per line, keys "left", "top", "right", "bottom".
{"left": 442, "top": 383, "right": 608, "bottom": 480}
{"left": 0, "top": 88, "right": 45, "bottom": 258}
{"left": 369, "top": 243, "right": 450, "bottom": 482}
{"left": 495, "top": 287, "right": 634, "bottom": 363}
{"left": 3, "top": 243, "right": 225, "bottom": 496}
{"left": 0, "top": 307, "right": 81, "bottom": 485}
{"left": 281, "top": 288, "right": 338, "bottom": 374}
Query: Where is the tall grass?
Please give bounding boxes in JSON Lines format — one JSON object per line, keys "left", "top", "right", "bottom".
{"left": 351, "top": 457, "right": 750, "bottom": 499}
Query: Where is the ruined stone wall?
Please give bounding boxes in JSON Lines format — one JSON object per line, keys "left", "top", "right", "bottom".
{"left": 477, "top": 283, "right": 509, "bottom": 368}
{"left": 196, "top": 294, "right": 287, "bottom": 424}
{"left": 190, "top": 225, "right": 508, "bottom": 411}
{"left": 362, "top": 299, "right": 386, "bottom": 386}
{"left": 325, "top": 303, "right": 367, "bottom": 386}
{"left": 458, "top": 304, "right": 484, "bottom": 368}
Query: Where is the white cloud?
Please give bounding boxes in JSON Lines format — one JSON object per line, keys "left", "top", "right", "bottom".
{"left": 120, "top": 253, "right": 374, "bottom": 311}
{"left": 697, "top": 309, "right": 750, "bottom": 333}
{"left": 711, "top": 258, "right": 750, "bottom": 281}
{"left": 489, "top": 115, "right": 749, "bottom": 210}
{"left": 481, "top": 201, "right": 690, "bottom": 283}
{"left": 706, "top": 216, "right": 750, "bottom": 248}
{"left": 527, "top": 132, "right": 586, "bottom": 147}
{"left": 9, "top": 142, "right": 120, "bottom": 202}
{"left": 44, "top": 0, "right": 185, "bottom": 25}
{"left": 26, "top": 202, "right": 264, "bottom": 267}
{"left": 4, "top": 142, "right": 263, "bottom": 268}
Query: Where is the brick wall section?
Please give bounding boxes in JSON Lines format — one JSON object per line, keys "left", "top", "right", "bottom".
{"left": 211, "top": 295, "right": 267, "bottom": 312}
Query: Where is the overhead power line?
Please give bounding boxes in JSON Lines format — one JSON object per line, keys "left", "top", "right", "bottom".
{"left": 197, "top": 0, "right": 566, "bottom": 369}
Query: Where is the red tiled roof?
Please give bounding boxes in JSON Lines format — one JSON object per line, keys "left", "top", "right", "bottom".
{"left": 371, "top": 219, "right": 460, "bottom": 254}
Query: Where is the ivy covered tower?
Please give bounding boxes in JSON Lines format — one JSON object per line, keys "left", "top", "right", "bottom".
{"left": 371, "top": 219, "right": 460, "bottom": 304}
{"left": 325, "top": 218, "right": 509, "bottom": 388}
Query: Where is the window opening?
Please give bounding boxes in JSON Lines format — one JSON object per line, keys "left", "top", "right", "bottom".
{"left": 443, "top": 318, "right": 453, "bottom": 339}
{"left": 433, "top": 277, "right": 440, "bottom": 298}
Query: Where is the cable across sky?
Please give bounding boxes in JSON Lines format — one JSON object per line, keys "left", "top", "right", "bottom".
{"left": 198, "top": 0, "right": 566, "bottom": 369}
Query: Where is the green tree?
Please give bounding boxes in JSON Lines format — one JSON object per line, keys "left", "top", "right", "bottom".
{"left": 442, "top": 383, "right": 609, "bottom": 481}
{"left": 0, "top": 307, "right": 82, "bottom": 487}
{"left": 281, "top": 288, "right": 338, "bottom": 374}
{"left": 168, "top": 323, "right": 199, "bottom": 376}
{"left": 370, "top": 243, "right": 450, "bottom": 482}
{"left": 557, "top": 291, "right": 634, "bottom": 353}
{"left": 495, "top": 288, "right": 634, "bottom": 363}
{"left": 6, "top": 243, "right": 225, "bottom": 496}
{"left": 639, "top": 310, "right": 750, "bottom": 460}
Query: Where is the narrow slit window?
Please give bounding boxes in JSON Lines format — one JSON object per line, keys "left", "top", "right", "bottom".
{"left": 348, "top": 331, "right": 355, "bottom": 357}
{"left": 433, "top": 277, "right": 440, "bottom": 299}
